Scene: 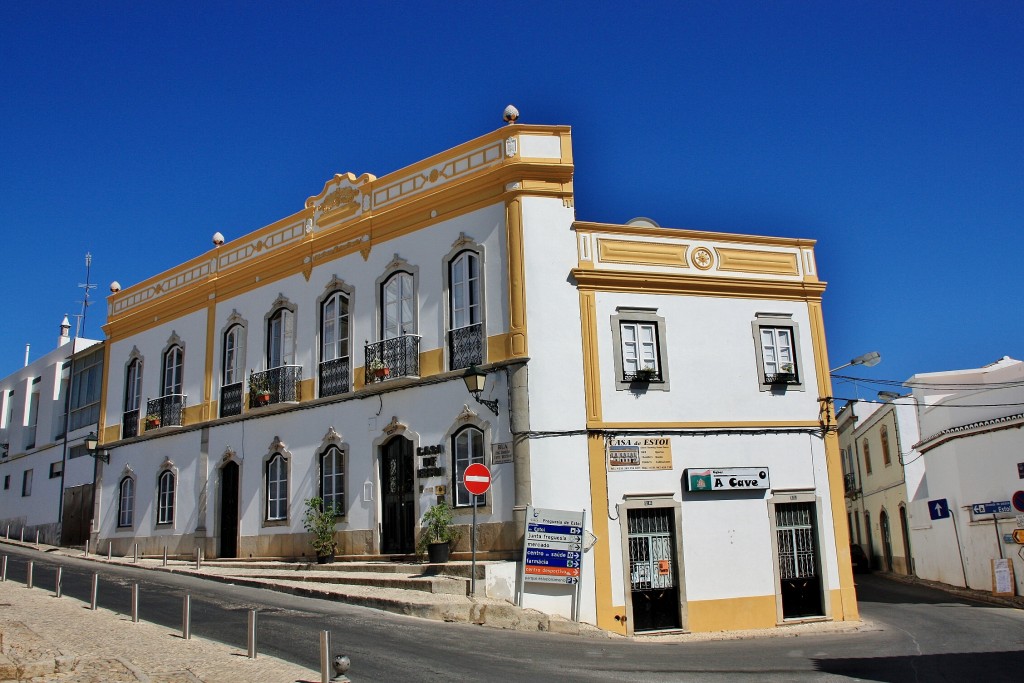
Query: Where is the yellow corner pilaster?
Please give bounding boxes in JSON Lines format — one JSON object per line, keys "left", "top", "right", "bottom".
{"left": 505, "top": 197, "right": 528, "bottom": 357}
{"left": 808, "top": 300, "right": 859, "bottom": 621}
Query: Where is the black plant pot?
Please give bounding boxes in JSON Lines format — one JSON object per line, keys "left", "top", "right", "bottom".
{"left": 316, "top": 553, "right": 335, "bottom": 564}
{"left": 427, "top": 542, "right": 450, "bottom": 564}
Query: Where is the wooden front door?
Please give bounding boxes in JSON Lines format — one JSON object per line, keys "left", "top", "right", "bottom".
{"left": 380, "top": 436, "right": 415, "bottom": 555}
{"left": 60, "top": 484, "right": 93, "bottom": 547}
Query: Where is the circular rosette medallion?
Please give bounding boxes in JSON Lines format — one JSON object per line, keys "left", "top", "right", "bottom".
{"left": 691, "top": 247, "right": 714, "bottom": 270}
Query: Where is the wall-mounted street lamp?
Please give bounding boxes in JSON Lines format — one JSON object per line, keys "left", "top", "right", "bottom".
{"left": 83, "top": 431, "right": 109, "bottom": 464}
{"left": 463, "top": 366, "right": 499, "bottom": 416}
{"left": 877, "top": 391, "right": 904, "bottom": 401}
{"left": 830, "top": 351, "right": 881, "bottom": 373}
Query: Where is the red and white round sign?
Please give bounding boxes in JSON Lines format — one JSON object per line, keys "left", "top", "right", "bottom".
{"left": 463, "top": 463, "right": 491, "bottom": 496}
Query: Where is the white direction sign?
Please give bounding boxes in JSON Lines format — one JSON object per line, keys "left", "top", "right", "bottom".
{"left": 522, "top": 507, "right": 586, "bottom": 585}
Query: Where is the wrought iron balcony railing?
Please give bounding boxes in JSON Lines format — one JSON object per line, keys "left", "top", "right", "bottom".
{"left": 624, "top": 368, "right": 662, "bottom": 383}
{"left": 365, "top": 335, "right": 421, "bottom": 384}
{"left": 220, "top": 382, "right": 243, "bottom": 417}
{"left": 122, "top": 410, "right": 139, "bottom": 439}
{"left": 448, "top": 323, "right": 483, "bottom": 370}
{"left": 248, "top": 365, "right": 302, "bottom": 409}
{"left": 843, "top": 472, "right": 858, "bottom": 495}
{"left": 145, "top": 394, "right": 186, "bottom": 429}
{"left": 319, "top": 356, "right": 351, "bottom": 398}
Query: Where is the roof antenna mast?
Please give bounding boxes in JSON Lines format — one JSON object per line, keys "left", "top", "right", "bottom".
{"left": 73, "top": 252, "right": 97, "bottom": 338}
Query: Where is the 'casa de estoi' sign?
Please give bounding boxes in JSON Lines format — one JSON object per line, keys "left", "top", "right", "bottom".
{"left": 687, "top": 467, "right": 770, "bottom": 492}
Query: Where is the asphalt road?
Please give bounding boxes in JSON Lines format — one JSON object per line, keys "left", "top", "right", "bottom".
{"left": 2, "top": 546, "right": 1023, "bottom": 681}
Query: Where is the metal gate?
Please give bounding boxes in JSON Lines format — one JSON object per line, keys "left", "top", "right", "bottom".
{"left": 775, "top": 502, "right": 823, "bottom": 618}
{"left": 627, "top": 508, "right": 680, "bottom": 631}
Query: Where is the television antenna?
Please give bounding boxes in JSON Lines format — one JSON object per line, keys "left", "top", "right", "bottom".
{"left": 72, "top": 252, "right": 97, "bottom": 338}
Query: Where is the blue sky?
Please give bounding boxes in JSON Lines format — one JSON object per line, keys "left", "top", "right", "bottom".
{"left": 2, "top": 1, "right": 1021, "bottom": 400}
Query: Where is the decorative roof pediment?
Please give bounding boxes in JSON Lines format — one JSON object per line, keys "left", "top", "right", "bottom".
{"left": 307, "top": 172, "right": 376, "bottom": 227}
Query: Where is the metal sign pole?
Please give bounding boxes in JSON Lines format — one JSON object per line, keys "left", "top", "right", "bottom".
{"left": 575, "top": 510, "right": 586, "bottom": 623}
{"left": 471, "top": 495, "right": 477, "bottom": 597}
{"left": 993, "top": 513, "right": 1004, "bottom": 560}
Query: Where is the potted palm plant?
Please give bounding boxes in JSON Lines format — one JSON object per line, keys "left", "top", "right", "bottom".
{"left": 418, "top": 500, "right": 456, "bottom": 563}
{"left": 303, "top": 497, "right": 339, "bottom": 563}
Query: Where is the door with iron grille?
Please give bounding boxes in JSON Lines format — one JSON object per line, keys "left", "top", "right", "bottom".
{"left": 775, "top": 502, "right": 823, "bottom": 618}
{"left": 627, "top": 507, "right": 681, "bottom": 632}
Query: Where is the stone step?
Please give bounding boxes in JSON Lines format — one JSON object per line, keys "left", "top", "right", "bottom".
{"left": 222, "top": 568, "right": 470, "bottom": 595}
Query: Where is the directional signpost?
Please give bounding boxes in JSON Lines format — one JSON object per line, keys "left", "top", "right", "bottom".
{"left": 521, "top": 506, "right": 586, "bottom": 621}
{"left": 971, "top": 501, "right": 1012, "bottom": 515}
{"left": 463, "top": 463, "right": 491, "bottom": 596}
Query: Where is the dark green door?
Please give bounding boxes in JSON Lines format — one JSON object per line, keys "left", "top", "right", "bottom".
{"left": 380, "top": 436, "right": 415, "bottom": 555}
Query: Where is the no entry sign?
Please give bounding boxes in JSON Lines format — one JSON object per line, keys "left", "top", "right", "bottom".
{"left": 463, "top": 463, "right": 491, "bottom": 496}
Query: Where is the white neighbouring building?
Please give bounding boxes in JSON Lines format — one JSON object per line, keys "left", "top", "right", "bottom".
{"left": 906, "top": 356, "right": 1024, "bottom": 595}
{"left": 93, "top": 119, "right": 858, "bottom": 634}
{"left": 0, "top": 320, "right": 103, "bottom": 545}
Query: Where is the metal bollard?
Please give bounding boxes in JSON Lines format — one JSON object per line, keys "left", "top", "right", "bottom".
{"left": 182, "top": 594, "right": 191, "bottom": 640}
{"left": 195, "top": 546, "right": 201, "bottom": 570}
{"left": 320, "top": 630, "right": 331, "bottom": 683}
{"left": 131, "top": 583, "right": 139, "bottom": 622}
{"left": 90, "top": 573, "right": 98, "bottom": 610}
{"left": 26, "top": 561, "right": 33, "bottom": 588}
{"left": 1, "top": 555, "right": 7, "bottom": 582}
{"left": 55, "top": 566, "right": 62, "bottom": 597}
{"left": 107, "top": 543, "right": 112, "bottom": 561}
{"left": 5, "top": 524, "right": 9, "bottom": 539}
{"left": 20, "top": 528, "right": 24, "bottom": 542}
{"left": 35, "top": 530, "right": 39, "bottom": 546}
{"left": 163, "top": 546, "right": 168, "bottom": 567}
{"left": 84, "top": 539, "right": 90, "bottom": 557}
{"left": 133, "top": 543, "right": 138, "bottom": 563}
{"left": 247, "top": 609, "right": 257, "bottom": 659}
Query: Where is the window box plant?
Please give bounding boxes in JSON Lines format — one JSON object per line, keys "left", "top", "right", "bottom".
{"left": 631, "top": 365, "right": 658, "bottom": 382}
{"left": 249, "top": 370, "right": 271, "bottom": 406}
{"left": 144, "top": 414, "right": 161, "bottom": 430}
{"left": 769, "top": 363, "right": 797, "bottom": 384}
{"left": 418, "top": 500, "right": 457, "bottom": 563}
{"left": 303, "top": 497, "right": 339, "bottom": 563}
{"left": 367, "top": 358, "right": 390, "bottom": 380}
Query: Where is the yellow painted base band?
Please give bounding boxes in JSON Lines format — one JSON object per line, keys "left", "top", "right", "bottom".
{"left": 686, "top": 595, "right": 778, "bottom": 632}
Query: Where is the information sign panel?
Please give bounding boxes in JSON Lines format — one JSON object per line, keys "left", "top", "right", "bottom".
{"left": 971, "top": 501, "right": 1012, "bottom": 515}
{"left": 687, "top": 467, "right": 770, "bottom": 492}
{"left": 523, "top": 507, "right": 585, "bottom": 585}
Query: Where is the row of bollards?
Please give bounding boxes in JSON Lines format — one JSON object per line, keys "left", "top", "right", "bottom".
{"left": 1, "top": 553, "right": 350, "bottom": 679}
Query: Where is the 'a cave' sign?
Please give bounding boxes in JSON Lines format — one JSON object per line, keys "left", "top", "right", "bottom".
{"left": 687, "top": 467, "right": 770, "bottom": 492}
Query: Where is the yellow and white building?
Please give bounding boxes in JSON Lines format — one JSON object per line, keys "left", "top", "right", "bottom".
{"left": 94, "top": 119, "right": 857, "bottom": 634}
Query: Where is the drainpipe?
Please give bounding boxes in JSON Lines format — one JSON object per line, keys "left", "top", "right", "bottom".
{"left": 507, "top": 360, "right": 532, "bottom": 547}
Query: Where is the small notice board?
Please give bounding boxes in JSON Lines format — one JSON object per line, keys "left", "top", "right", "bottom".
{"left": 992, "top": 558, "right": 1016, "bottom": 597}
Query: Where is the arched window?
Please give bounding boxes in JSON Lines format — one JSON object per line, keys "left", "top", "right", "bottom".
{"left": 223, "top": 325, "right": 244, "bottom": 386}
{"left": 162, "top": 345, "right": 183, "bottom": 396}
{"left": 266, "top": 453, "right": 288, "bottom": 521}
{"left": 157, "top": 470, "right": 175, "bottom": 525}
{"left": 118, "top": 476, "right": 135, "bottom": 528}
{"left": 123, "top": 358, "right": 143, "bottom": 437}
{"left": 125, "top": 359, "right": 142, "bottom": 412}
{"left": 320, "top": 292, "right": 350, "bottom": 397}
{"left": 320, "top": 446, "right": 345, "bottom": 513}
{"left": 448, "top": 251, "right": 482, "bottom": 369}
{"left": 453, "top": 426, "right": 485, "bottom": 508}
{"left": 382, "top": 272, "right": 415, "bottom": 339}
{"left": 267, "top": 308, "right": 295, "bottom": 368}
{"left": 881, "top": 426, "right": 892, "bottom": 466}
{"left": 863, "top": 441, "right": 873, "bottom": 475}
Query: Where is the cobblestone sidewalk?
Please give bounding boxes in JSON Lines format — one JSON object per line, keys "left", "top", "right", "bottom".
{"left": 0, "top": 580, "right": 319, "bottom": 682}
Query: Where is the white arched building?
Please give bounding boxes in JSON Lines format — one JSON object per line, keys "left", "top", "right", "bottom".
{"left": 94, "top": 121, "right": 857, "bottom": 634}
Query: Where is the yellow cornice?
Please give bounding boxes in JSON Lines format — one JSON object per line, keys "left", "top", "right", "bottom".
{"left": 106, "top": 125, "right": 575, "bottom": 333}
{"left": 573, "top": 220, "right": 817, "bottom": 250}
{"left": 571, "top": 268, "right": 827, "bottom": 301}
{"left": 590, "top": 420, "right": 821, "bottom": 430}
